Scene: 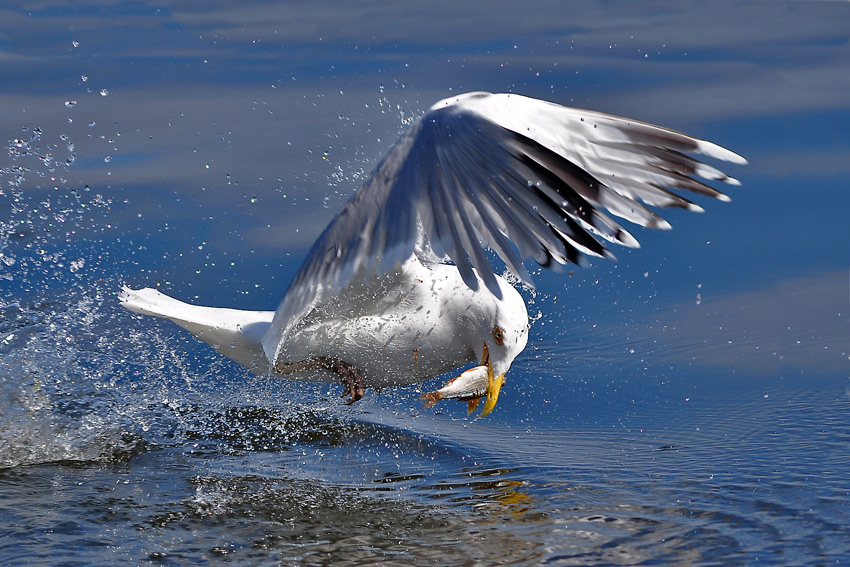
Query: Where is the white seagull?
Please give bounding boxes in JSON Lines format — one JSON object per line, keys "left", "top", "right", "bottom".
{"left": 120, "top": 92, "right": 746, "bottom": 416}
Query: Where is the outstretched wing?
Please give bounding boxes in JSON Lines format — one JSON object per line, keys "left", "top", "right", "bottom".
{"left": 263, "top": 92, "right": 746, "bottom": 364}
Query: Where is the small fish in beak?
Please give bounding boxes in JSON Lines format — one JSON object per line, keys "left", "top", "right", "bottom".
{"left": 422, "top": 365, "right": 489, "bottom": 410}
{"left": 422, "top": 342, "right": 507, "bottom": 416}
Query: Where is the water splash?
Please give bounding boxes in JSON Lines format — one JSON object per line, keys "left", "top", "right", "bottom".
{"left": 0, "top": 125, "right": 294, "bottom": 468}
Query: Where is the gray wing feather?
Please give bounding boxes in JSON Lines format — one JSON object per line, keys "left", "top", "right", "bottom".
{"left": 263, "top": 92, "right": 746, "bottom": 364}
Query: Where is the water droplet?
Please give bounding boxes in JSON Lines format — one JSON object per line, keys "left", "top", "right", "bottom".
{"left": 81, "top": 74, "right": 88, "bottom": 82}
{"left": 64, "top": 100, "right": 77, "bottom": 108}
{"left": 100, "top": 89, "right": 109, "bottom": 97}
{"left": 104, "top": 156, "right": 111, "bottom": 163}
{"left": 71, "top": 40, "right": 79, "bottom": 48}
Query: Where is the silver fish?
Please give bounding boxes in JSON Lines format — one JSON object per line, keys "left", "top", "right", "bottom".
{"left": 422, "top": 365, "right": 491, "bottom": 411}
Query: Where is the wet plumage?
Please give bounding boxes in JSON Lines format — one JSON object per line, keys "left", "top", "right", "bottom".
{"left": 121, "top": 92, "right": 745, "bottom": 416}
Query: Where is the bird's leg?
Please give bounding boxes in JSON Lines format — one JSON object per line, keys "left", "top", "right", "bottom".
{"left": 323, "top": 357, "right": 365, "bottom": 404}
{"left": 273, "top": 357, "right": 365, "bottom": 404}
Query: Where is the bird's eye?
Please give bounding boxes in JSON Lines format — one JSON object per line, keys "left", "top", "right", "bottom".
{"left": 492, "top": 326, "right": 504, "bottom": 345}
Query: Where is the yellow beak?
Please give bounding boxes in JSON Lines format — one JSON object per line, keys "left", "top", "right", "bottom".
{"left": 475, "top": 342, "right": 506, "bottom": 417}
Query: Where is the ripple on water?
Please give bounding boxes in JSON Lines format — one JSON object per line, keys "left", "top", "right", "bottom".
{"left": 1, "top": 268, "right": 848, "bottom": 565}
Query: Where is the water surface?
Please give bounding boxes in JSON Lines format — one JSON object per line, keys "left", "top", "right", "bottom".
{"left": 1, "top": 2, "right": 849, "bottom": 565}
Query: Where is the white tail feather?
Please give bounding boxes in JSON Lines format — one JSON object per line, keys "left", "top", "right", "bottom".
{"left": 119, "top": 286, "right": 274, "bottom": 372}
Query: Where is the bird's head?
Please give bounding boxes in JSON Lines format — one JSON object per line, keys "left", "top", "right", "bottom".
{"left": 462, "top": 277, "right": 529, "bottom": 416}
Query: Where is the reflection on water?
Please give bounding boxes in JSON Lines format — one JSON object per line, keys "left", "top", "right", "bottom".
{"left": 3, "top": 385, "right": 848, "bottom": 565}
{"left": 2, "top": 361, "right": 849, "bottom": 564}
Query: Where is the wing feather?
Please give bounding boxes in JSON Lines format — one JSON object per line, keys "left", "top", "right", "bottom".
{"left": 263, "top": 92, "right": 746, "bottom": 364}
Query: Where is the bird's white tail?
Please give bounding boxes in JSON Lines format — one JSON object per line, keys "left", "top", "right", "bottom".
{"left": 119, "top": 286, "right": 274, "bottom": 372}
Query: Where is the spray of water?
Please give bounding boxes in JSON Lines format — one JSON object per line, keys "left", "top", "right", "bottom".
{"left": 0, "top": 126, "right": 337, "bottom": 469}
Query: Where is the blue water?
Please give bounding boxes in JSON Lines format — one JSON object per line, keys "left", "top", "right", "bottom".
{"left": 1, "top": 2, "right": 849, "bottom": 565}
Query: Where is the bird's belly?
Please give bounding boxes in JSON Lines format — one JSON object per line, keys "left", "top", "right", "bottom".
{"left": 277, "top": 310, "right": 474, "bottom": 388}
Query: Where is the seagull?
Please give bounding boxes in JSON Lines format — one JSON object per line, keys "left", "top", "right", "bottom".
{"left": 120, "top": 92, "right": 746, "bottom": 416}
